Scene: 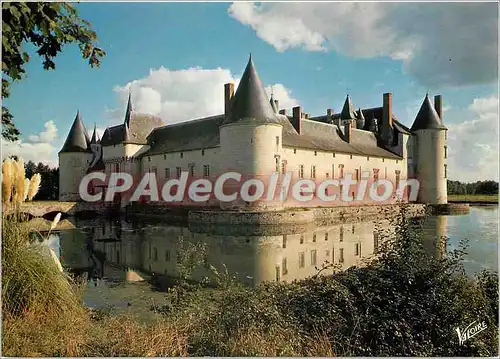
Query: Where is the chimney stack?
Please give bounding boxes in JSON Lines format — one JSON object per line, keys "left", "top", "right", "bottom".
{"left": 327, "top": 108, "right": 334, "bottom": 118}
{"left": 434, "top": 95, "right": 442, "bottom": 119}
{"left": 382, "top": 93, "right": 393, "bottom": 128}
{"left": 279, "top": 109, "right": 287, "bottom": 116}
{"left": 344, "top": 122, "right": 352, "bottom": 143}
{"left": 224, "top": 83, "right": 234, "bottom": 118}
{"left": 292, "top": 106, "right": 302, "bottom": 134}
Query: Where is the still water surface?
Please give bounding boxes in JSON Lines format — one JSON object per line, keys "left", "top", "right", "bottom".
{"left": 45, "top": 206, "right": 498, "bottom": 321}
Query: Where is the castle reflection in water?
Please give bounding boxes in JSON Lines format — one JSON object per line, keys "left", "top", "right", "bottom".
{"left": 58, "top": 215, "right": 447, "bottom": 286}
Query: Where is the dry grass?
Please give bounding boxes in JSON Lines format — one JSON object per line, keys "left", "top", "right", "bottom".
{"left": 448, "top": 194, "right": 498, "bottom": 204}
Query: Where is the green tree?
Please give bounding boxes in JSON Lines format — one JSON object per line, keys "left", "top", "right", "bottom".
{"left": 2, "top": 2, "right": 105, "bottom": 141}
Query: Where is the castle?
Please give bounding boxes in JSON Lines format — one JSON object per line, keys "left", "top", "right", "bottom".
{"left": 59, "top": 55, "right": 448, "bottom": 209}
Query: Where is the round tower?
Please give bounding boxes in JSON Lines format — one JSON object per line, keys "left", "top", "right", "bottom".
{"left": 219, "top": 55, "right": 284, "bottom": 210}
{"left": 58, "top": 111, "right": 93, "bottom": 201}
{"left": 411, "top": 94, "right": 448, "bottom": 204}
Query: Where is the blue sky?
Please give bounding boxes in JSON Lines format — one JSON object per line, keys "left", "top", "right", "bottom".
{"left": 3, "top": 2, "right": 498, "bottom": 182}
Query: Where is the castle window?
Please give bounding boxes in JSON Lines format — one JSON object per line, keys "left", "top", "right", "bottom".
{"left": 313, "top": 233, "right": 316, "bottom": 242}
{"left": 325, "top": 232, "right": 329, "bottom": 241}
{"left": 326, "top": 172, "right": 330, "bottom": 179}
{"left": 180, "top": 152, "right": 184, "bottom": 158}
{"left": 299, "top": 252, "right": 305, "bottom": 268}
{"left": 294, "top": 149, "right": 297, "bottom": 154}
{"left": 395, "top": 170, "right": 401, "bottom": 189}
{"left": 275, "top": 157, "right": 279, "bottom": 172}
{"left": 299, "top": 165, "right": 304, "bottom": 179}
{"left": 276, "top": 136, "right": 280, "bottom": 146}
{"left": 281, "top": 161, "right": 286, "bottom": 174}
{"left": 153, "top": 247, "right": 158, "bottom": 261}
{"left": 367, "top": 156, "right": 370, "bottom": 161}
{"left": 373, "top": 169, "right": 379, "bottom": 181}
{"left": 311, "top": 166, "right": 316, "bottom": 179}
{"left": 382, "top": 158, "right": 385, "bottom": 163}
{"left": 311, "top": 250, "right": 317, "bottom": 266}
{"left": 396, "top": 160, "right": 399, "bottom": 164}
{"left": 352, "top": 224, "right": 355, "bottom": 234}
{"left": 314, "top": 151, "right": 317, "bottom": 156}
{"left": 332, "top": 165, "right": 335, "bottom": 179}
{"left": 355, "top": 243, "right": 361, "bottom": 256}
{"left": 300, "top": 235, "right": 304, "bottom": 244}
{"left": 148, "top": 157, "right": 151, "bottom": 162}
{"left": 202, "top": 149, "right": 205, "bottom": 156}
{"left": 282, "top": 258, "right": 288, "bottom": 275}
{"left": 355, "top": 169, "right": 360, "bottom": 181}
{"left": 189, "top": 164, "right": 195, "bottom": 177}
{"left": 444, "top": 164, "right": 448, "bottom": 178}
{"left": 203, "top": 165, "right": 210, "bottom": 178}
{"left": 340, "top": 226, "right": 344, "bottom": 242}
{"left": 444, "top": 146, "right": 447, "bottom": 159}
{"left": 385, "top": 167, "right": 388, "bottom": 179}
{"left": 332, "top": 152, "right": 336, "bottom": 157}
{"left": 165, "top": 168, "right": 170, "bottom": 179}
{"left": 115, "top": 163, "right": 119, "bottom": 172}
{"left": 165, "top": 250, "right": 170, "bottom": 261}
{"left": 176, "top": 167, "right": 182, "bottom": 178}
{"left": 339, "top": 248, "right": 344, "bottom": 263}
{"left": 282, "top": 235, "right": 287, "bottom": 249}
{"left": 339, "top": 164, "right": 344, "bottom": 178}
{"left": 164, "top": 154, "right": 166, "bottom": 160}
{"left": 350, "top": 155, "right": 353, "bottom": 159}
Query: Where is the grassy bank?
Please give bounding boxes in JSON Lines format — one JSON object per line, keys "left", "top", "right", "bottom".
{"left": 2, "top": 208, "right": 499, "bottom": 356}
{"left": 448, "top": 194, "right": 499, "bottom": 204}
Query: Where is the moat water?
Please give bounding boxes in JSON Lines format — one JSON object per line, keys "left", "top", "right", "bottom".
{"left": 42, "top": 205, "right": 498, "bottom": 322}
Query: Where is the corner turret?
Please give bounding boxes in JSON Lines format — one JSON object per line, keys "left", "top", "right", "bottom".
{"left": 411, "top": 94, "right": 448, "bottom": 204}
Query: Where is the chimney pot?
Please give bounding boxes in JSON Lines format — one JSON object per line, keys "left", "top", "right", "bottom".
{"left": 292, "top": 106, "right": 302, "bottom": 134}
{"left": 383, "top": 93, "right": 393, "bottom": 128}
{"left": 224, "top": 83, "right": 234, "bottom": 118}
{"left": 434, "top": 95, "right": 443, "bottom": 119}
{"left": 344, "top": 122, "right": 352, "bottom": 143}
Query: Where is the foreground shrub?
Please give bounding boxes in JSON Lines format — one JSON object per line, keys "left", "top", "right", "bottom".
{"left": 1, "top": 218, "right": 81, "bottom": 316}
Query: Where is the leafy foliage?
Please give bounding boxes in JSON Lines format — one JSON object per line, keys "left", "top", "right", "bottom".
{"left": 24, "top": 160, "right": 59, "bottom": 200}
{"left": 448, "top": 179, "right": 499, "bottom": 195}
{"left": 2, "top": 2, "right": 105, "bottom": 140}
{"left": 156, "top": 206, "right": 499, "bottom": 356}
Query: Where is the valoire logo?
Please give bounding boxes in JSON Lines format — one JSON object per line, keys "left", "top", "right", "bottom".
{"left": 455, "top": 320, "right": 487, "bottom": 345}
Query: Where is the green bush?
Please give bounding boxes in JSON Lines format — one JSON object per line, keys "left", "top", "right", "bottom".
{"left": 2, "top": 218, "right": 82, "bottom": 316}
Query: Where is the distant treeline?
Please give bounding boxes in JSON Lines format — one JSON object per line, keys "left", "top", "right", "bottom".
{"left": 447, "top": 180, "right": 499, "bottom": 195}
{"left": 24, "top": 160, "right": 59, "bottom": 200}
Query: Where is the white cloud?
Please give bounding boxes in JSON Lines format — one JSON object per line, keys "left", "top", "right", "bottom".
{"left": 27, "top": 120, "right": 58, "bottom": 143}
{"left": 228, "top": 2, "right": 498, "bottom": 88}
{"left": 2, "top": 121, "right": 61, "bottom": 168}
{"left": 446, "top": 95, "right": 499, "bottom": 182}
{"left": 109, "top": 66, "right": 299, "bottom": 125}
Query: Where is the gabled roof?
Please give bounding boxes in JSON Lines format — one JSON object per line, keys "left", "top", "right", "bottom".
{"left": 340, "top": 95, "right": 357, "bottom": 120}
{"left": 224, "top": 55, "right": 280, "bottom": 125}
{"left": 59, "top": 111, "right": 91, "bottom": 153}
{"left": 411, "top": 94, "right": 447, "bottom": 131}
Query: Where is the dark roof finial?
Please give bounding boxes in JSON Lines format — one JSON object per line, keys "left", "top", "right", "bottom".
{"left": 124, "top": 91, "right": 133, "bottom": 127}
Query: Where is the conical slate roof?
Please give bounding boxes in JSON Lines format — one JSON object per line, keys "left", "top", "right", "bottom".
{"left": 224, "top": 55, "right": 279, "bottom": 125}
{"left": 411, "top": 94, "right": 447, "bottom": 131}
{"left": 340, "top": 95, "right": 357, "bottom": 120}
{"left": 59, "top": 111, "right": 91, "bottom": 153}
{"left": 90, "top": 124, "right": 100, "bottom": 144}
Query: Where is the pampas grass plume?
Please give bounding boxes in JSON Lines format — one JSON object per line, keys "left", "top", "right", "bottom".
{"left": 27, "top": 173, "right": 41, "bottom": 201}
